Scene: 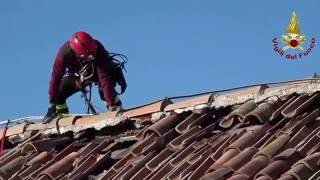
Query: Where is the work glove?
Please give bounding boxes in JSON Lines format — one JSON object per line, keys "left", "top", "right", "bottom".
{"left": 42, "top": 105, "right": 57, "bottom": 124}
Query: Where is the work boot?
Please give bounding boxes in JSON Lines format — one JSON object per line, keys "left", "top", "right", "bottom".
{"left": 105, "top": 97, "right": 123, "bottom": 112}
{"left": 42, "top": 103, "right": 69, "bottom": 124}
{"left": 42, "top": 105, "right": 57, "bottom": 124}
{"left": 56, "top": 103, "right": 69, "bottom": 115}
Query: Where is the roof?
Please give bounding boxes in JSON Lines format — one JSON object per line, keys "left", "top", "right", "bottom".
{"left": 0, "top": 78, "right": 320, "bottom": 180}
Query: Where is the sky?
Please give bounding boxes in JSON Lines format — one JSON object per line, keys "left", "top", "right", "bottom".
{"left": 0, "top": 0, "right": 320, "bottom": 120}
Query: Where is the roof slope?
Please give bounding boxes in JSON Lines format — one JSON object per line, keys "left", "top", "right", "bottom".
{"left": 0, "top": 79, "right": 320, "bottom": 180}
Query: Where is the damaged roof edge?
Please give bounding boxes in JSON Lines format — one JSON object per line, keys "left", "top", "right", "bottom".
{"left": 2, "top": 79, "right": 320, "bottom": 141}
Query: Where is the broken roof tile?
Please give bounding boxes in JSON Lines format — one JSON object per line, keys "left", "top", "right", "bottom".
{"left": 67, "top": 151, "right": 111, "bottom": 180}
{"left": 270, "top": 95, "right": 298, "bottom": 121}
{"left": 282, "top": 92, "right": 320, "bottom": 118}
{"left": 21, "top": 136, "right": 72, "bottom": 155}
{"left": 168, "top": 125, "right": 203, "bottom": 151}
{"left": 130, "top": 134, "right": 162, "bottom": 156}
{"left": 177, "top": 111, "right": 214, "bottom": 134}
{"left": 175, "top": 113, "right": 202, "bottom": 133}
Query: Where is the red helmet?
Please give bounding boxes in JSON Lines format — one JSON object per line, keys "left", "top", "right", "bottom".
{"left": 70, "top": 31, "right": 97, "bottom": 59}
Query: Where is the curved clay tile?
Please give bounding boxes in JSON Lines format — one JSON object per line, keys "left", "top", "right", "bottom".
{"left": 164, "top": 94, "right": 213, "bottom": 112}
{"left": 270, "top": 95, "right": 298, "bottom": 121}
{"left": 234, "top": 155, "right": 269, "bottom": 179}
{"left": 219, "top": 100, "right": 257, "bottom": 129}
{"left": 21, "top": 136, "right": 72, "bottom": 155}
{"left": 254, "top": 148, "right": 303, "bottom": 180}
{"left": 142, "top": 114, "right": 181, "bottom": 138}
{"left": 175, "top": 113, "right": 202, "bottom": 134}
{"left": 37, "top": 152, "right": 77, "bottom": 179}
{"left": 282, "top": 92, "right": 320, "bottom": 118}
{"left": 223, "top": 147, "right": 258, "bottom": 172}
{"left": 123, "top": 99, "right": 172, "bottom": 118}
{"left": 243, "top": 99, "right": 281, "bottom": 124}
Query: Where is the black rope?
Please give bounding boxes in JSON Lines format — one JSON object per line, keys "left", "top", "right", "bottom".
{"left": 109, "top": 53, "right": 128, "bottom": 72}
{"left": 81, "top": 83, "right": 97, "bottom": 115}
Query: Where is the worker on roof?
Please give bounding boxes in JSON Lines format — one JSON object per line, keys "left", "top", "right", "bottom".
{"left": 43, "top": 31, "right": 127, "bottom": 123}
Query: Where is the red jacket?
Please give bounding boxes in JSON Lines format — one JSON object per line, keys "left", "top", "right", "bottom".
{"left": 49, "top": 40, "right": 116, "bottom": 106}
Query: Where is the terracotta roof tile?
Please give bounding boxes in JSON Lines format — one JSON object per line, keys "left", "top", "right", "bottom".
{"left": 280, "top": 153, "right": 320, "bottom": 180}
{"left": 0, "top": 156, "right": 27, "bottom": 180}
{"left": 123, "top": 99, "right": 172, "bottom": 118}
{"left": 37, "top": 152, "right": 77, "bottom": 179}
{"left": 15, "top": 151, "right": 54, "bottom": 179}
{"left": 282, "top": 92, "right": 320, "bottom": 118}
{"left": 255, "top": 148, "right": 303, "bottom": 180}
{"left": 164, "top": 94, "right": 213, "bottom": 112}
{"left": 235, "top": 155, "right": 269, "bottom": 178}
{"left": 219, "top": 100, "right": 256, "bottom": 128}
{"left": 1, "top": 80, "right": 320, "bottom": 180}
{"left": 74, "top": 111, "right": 120, "bottom": 126}
{"left": 142, "top": 114, "right": 181, "bottom": 137}
{"left": 201, "top": 167, "right": 234, "bottom": 180}
{"left": 256, "top": 133, "right": 291, "bottom": 160}
{"left": 68, "top": 151, "right": 111, "bottom": 179}
{"left": 243, "top": 99, "right": 281, "bottom": 124}
{"left": 223, "top": 147, "right": 258, "bottom": 172}
{"left": 56, "top": 116, "right": 76, "bottom": 127}
{"left": 178, "top": 111, "right": 215, "bottom": 134}
{"left": 168, "top": 126, "right": 203, "bottom": 150}
{"left": 148, "top": 141, "right": 206, "bottom": 179}
{"left": 26, "top": 123, "right": 46, "bottom": 132}
{"left": 130, "top": 134, "right": 161, "bottom": 156}
{"left": 21, "top": 137, "right": 72, "bottom": 154}
{"left": 263, "top": 80, "right": 318, "bottom": 96}
{"left": 220, "top": 85, "right": 268, "bottom": 98}
{"left": 5, "top": 123, "right": 27, "bottom": 137}
{"left": 270, "top": 95, "right": 298, "bottom": 121}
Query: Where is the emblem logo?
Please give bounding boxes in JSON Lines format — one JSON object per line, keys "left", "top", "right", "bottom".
{"left": 272, "top": 12, "right": 315, "bottom": 60}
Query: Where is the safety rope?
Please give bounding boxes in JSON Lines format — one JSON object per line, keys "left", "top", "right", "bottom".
{"left": 0, "top": 120, "right": 9, "bottom": 157}
{"left": 81, "top": 83, "right": 97, "bottom": 115}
